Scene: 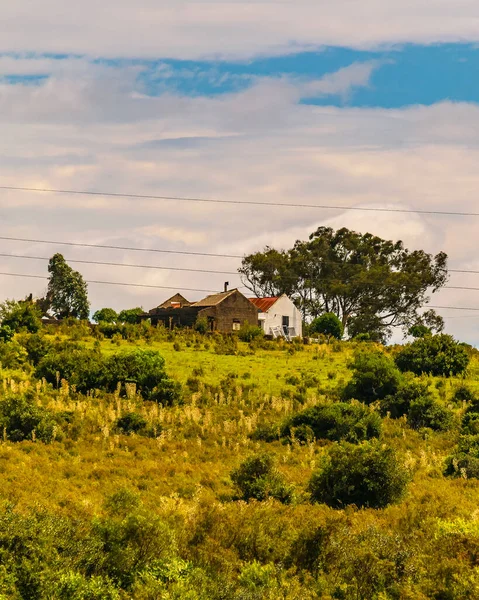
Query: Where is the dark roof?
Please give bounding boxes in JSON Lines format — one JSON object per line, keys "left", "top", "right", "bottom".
{"left": 192, "top": 289, "right": 238, "bottom": 307}
{"left": 249, "top": 297, "right": 280, "bottom": 312}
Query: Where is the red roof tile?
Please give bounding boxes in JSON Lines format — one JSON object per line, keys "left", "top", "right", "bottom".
{"left": 249, "top": 297, "right": 279, "bottom": 312}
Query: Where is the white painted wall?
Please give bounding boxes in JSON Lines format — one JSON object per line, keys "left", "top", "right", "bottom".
{"left": 258, "top": 294, "right": 303, "bottom": 338}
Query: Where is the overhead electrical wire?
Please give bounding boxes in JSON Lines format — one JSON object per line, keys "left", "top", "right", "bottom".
{"left": 0, "top": 234, "right": 478, "bottom": 277}
{"left": 1, "top": 185, "right": 479, "bottom": 217}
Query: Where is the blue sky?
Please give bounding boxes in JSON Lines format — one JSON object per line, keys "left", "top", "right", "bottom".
{"left": 2, "top": 1, "right": 479, "bottom": 342}
{"left": 3, "top": 43, "right": 479, "bottom": 108}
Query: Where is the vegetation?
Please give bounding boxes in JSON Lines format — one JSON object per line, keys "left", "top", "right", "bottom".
{"left": 240, "top": 226, "right": 447, "bottom": 340}
{"left": 44, "top": 253, "right": 90, "bottom": 319}
{"left": 308, "top": 441, "right": 409, "bottom": 509}
{"left": 395, "top": 333, "right": 470, "bottom": 376}
{"left": 93, "top": 307, "right": 119, "bottom": 323}
{"left": 309, "top": 312, "right": 343, "bottom": 339}
{"left": 0, "top": 321, "right": 478, "bottom": 598}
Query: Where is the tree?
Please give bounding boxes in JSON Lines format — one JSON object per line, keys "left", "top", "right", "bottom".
{"left": 93, "top": 308, "right": 118, "bottom": 324}
{"left": 309, "top": 313, "right": 343, "bottom": 339}
{"left": 239, "top": 226, "right": 447, "bottom": 341}
{"left": 0, "top": 298, "right": 42, "bottom": 333}
{"left": 230, "top": 454, "right": 293, "bottom": 504}
{"left": 343, "top": 350, "right": 402, "bottom": 403}
{"left": 118, "top": 308, "right": 144, "bottom": 324}
{"left": 46, "top": 254, "right": 90, "bottom": 320}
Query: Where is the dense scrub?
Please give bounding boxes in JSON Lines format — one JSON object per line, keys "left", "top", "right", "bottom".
{"left": 0, "top": 324, "right": 478, "bottom": 598}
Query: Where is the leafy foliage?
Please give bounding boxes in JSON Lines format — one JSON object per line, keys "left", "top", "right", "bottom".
{"left": 395, "top": 334, "right": 470, "bottom": 376}
{"left": 309, "top": 313, "right": 343, "bottom": 339}
{"left": 0, "top": 393, "right": 57, "bottom": 442}
{"left": 93, "top": 308, "right": 118, "bottom": 324}
{"left": 118, "top": 308, "right": 144, "bottom": 325}
{"left": 230, "top": 454, "right": 293, "bottom": 503}
{"left": 281, "top": 402, "right": 381, "bottom": 443}
{"left": 238, "top": 321, "right": 263, "bottom": 342}
{"left": 308, "top": 441, "right": 409, "bottom": 509}
{"left": 343, "top": 350, "right": 402, "bottom": 403}
{"left": 240, "top": 226, "right": 447, "bottom": 340}
{"left": 45, "top": 254, "right": 90, "bottom": 320}
{"left": 0, "top": 299, "right": 42, "bottom": 333}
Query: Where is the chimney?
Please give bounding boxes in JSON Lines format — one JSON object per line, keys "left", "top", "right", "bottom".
{"left": 224, "top": 281, "right": 229, "bottom": 292}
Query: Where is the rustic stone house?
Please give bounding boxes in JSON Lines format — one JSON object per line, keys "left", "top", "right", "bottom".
{"left": 144, "top": 288, "right": 258, "bottom": 332}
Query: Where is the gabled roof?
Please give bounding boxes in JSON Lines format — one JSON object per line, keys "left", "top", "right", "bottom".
{"left": 249, "top": 297, "right": 280, "bottom": 312}
{"left": 192, "top": 289, "right": 238, "bottom": 307}
{"left": 157, "top": 293, "right": 191, "bottom": 309}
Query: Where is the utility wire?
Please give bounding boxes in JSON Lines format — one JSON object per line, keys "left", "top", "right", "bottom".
{"left": 1, "top": 253, "right": 479, "bottom": 292}
{"left": 0, "top": 235, "right": 478, "bottom": 277}
{"left": 0, "top": 252, "right": 240, "bottom": 276}
{"left": 0, "top": 272, "right": 222, "bottom": 294}
{"left": 0, "top": 235, "right": 242, "bottom": 259}
{"left": 1, "top": 185, "right": 479, "bottom": 217}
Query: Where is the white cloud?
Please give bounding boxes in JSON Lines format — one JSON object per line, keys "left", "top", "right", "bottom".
{"left": 1, "top": 1, "right": 479, "bottom": 59}
{"left": 1, "top": 62, "right": 479, "bottom": 341}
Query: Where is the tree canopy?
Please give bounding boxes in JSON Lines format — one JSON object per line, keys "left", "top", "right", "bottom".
{"left": 239, "top": 226, "right": 447, "bottom": 341}
{"left": 45, "top": 254, "right": 90, "bottom": 320}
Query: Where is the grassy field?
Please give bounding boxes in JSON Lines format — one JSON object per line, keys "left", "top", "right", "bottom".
{"left": 1, "top": 328, "right": 479, "bottom": 598}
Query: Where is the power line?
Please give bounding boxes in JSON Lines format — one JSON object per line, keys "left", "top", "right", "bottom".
{"left": 2, "top": 253, "right": 479, "bottom": 292}
{"left": 0, "top": 252, "right": 240, "bottom": 276}
{"left": 0, "top": 235, "right": 242, "bottom": 259}
{"left": 0, "top": 272, "right": 223, "bottom": 294}
{"left": 1, "top": 185, "right": 479, "bottom": 217}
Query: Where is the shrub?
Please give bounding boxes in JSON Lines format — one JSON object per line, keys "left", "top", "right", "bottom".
{"left": 308, "top": 441, "right": 409, "bottom": 509}
{"left": 395, "top": 334, "right": 469, "bottom": 377}
{"left": 194, "top": 317, "right": 209, "bottom": 334}
{"left": 343, "top": 351, "right": 402, "bottom": 403}
{"left": 238, "top": 321, "right": 263, "bottom": 343}
{"left": 230, "top": 454, "right": 293, "bottom": 503}
{"left": 116, "top": 412, "right": 148, "bottom": 435}
{"left": 407, "top": 396, "right": 454, "bottom": 431}
{"left": 35, "top": 346, "right": 106, "bottom": 393}
{"left": 381, "top": 377, "right": 432, "bottom": 419}
{"left": 22, "top": 333, "right": 53, "bottom": 365}
{"left": 104, "top": 349, "right": 181, "bottom": 404}
{"left": 0, "top": 394, "right": 57, "bottom": 442}
{"left": 214, "top": 335, "right": 238, "bottom": 356}
{"left": 281, "top": 402, "right": 381, "bottom": 444}
{"left": 453, "top": 384, "right": 477, "bottom": 404}
{"left": 309, "top": 313, "right": 343, "bottom": 340}
{"left": 0, "top": 325, "right": 13, "bottom": 342}
{"left": 0, "top": 340, "right": 28, "bottom": 369}
{"left": 0, "top": 299, "right": 42, "bottom": 333}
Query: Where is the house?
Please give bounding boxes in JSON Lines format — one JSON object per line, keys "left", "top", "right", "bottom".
{"left": 145, "top": 288, "right": 258, "bottom": 332}
{"left": 250, "top": 294, "right": 302, "bottom": 339}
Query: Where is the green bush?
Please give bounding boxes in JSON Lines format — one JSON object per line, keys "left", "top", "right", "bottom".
{"left": 104, "top": 349, "right": 181, "bottom": 404}
{"left": 0, "top": 394, "right": 57, "bottom": 442}
{"left": 343, "top": 351, "right": 402, "bottom": 403}
{"left": 381, "top": 377, "right": 432, "bottom": 419}
{"left": 238, "top": 321, "right": 263, "bottom": 343}
{"left": 309, "top": 313, "right": 343, "bottom": 340}
{"left": 0, "top": 299, "right": 42, "bottom": 334}
{"left": 22, "top": 333, "right": 53, "bottom": 365}
{"left": 230, "top": 454, "right": 293, "bottom": 504}
{"left": 407, "top": 396, "right": 454, "bottom": 431}
{"left": 0, "top": 340, "right": 28, "bottom": 369}
{"left": 280, "top": 402, "right": 381, "bottom": 444}
{"left": 35, "top": 346, "right": 106, "bottom": 393}
{"left": 117, "top": 308, "right": 144, "bottom": 325}
{"left": 308, "top": 441, "right": 409, "bottom": 509}
{"left": 0, "top": 325, "right": 13, "bottom": 343}
{"left": 116, "top": 412, "right": 148, "bottom": 435}
{"left": 395, "top": 334, "right": 469, "bottom": 377}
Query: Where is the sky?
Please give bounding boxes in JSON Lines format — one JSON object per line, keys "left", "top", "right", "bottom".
{"left": 1, "top": 1, "right": 479, "bottom": 342}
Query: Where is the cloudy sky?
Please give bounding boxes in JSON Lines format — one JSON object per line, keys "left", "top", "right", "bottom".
{"left": 2, "top": 1, "right": 479, "bottom": 341}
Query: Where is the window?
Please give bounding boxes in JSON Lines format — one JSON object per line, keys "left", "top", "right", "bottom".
{"left": 282, "top": 315, "right": 290, "bottom": 334}
{"left": 232, "top": 320, "right": 241, "bottom": 331}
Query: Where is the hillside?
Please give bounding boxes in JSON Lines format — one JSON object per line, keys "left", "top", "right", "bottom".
{"left": 0, "top": 324, "right": 479, "bottom": 599}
